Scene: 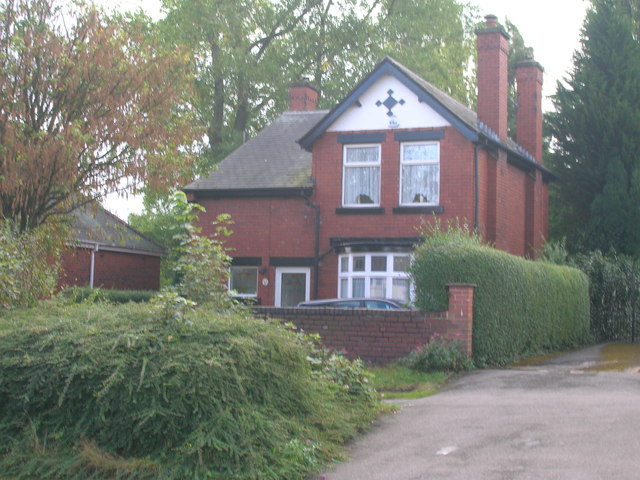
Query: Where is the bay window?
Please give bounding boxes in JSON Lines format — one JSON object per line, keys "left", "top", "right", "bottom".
{"left": 338, "top": 252, "right": 412, "bottom": 303}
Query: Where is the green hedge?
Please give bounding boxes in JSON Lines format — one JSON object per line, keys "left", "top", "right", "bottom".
{"left": 0, "top": 302, "right": 380, "bottom": 479}
{"left": 411, "top": 238, "right": 590, "bottom": 366}
{"left": 57, "top": 286, "right": 156, "bottom": 304}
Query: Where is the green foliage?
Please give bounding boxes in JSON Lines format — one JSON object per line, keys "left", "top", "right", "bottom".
{"left": 379, "top": 0, "right": 479, "bottom": 105}
{"left": 0, "top": 302, "right": 381, "bottom": 479}
{"left": 128, "top": 191, "right": 203, "bottom": 287}
{"left": 411, "top": 227, "right": 590, "bottom": 366}
{"left": 548, "top": 0, "right": 640, "bottom": 255}
{"left": 157, "top": 0, "right": 481, "bottom": 168}
{"left": 149, "top": 290, "right": 197, "bottom": 323}
{"left": 299, "top": 331, "right": 376, "bottom": 401}
{"left": 572, "top": 250, "right": 640, "bottom": 342}
{"left": 57, "top": 287, "right": 156, "bottom": 304}
{"left": 400, "top": 335, "right": 473, "bottom": 373}
{"left": 535, "top": 238, "right": 570, "bottom": 266}
{"left": 0, "top": 220, "right": 61, "bottom": 309}
{"left": 174, "top": 213, "right": 234, "bottom": 307}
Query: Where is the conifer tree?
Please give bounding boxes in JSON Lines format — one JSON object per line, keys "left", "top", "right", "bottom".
{"left": 548, "top": 0, "right": 640, "bottom": 255}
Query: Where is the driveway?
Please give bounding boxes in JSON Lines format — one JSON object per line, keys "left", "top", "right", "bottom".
{"left": 322, "top": 343, "right": 640, "bottom": 480}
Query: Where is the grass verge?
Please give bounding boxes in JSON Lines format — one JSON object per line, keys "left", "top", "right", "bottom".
{"left": 369, "top": 365, "right": 449, "bottom": 399}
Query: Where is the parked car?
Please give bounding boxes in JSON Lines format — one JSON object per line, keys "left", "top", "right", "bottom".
{"left": 297, "top": 298, "right": 407, "bottom": 310}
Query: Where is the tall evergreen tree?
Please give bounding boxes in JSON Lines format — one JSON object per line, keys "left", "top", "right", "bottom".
{"left": 547, "top": 0, "right": 640, "bottom": 255}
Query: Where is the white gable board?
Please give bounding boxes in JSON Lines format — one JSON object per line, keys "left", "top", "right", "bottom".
{"left": 327, "top": 74, "right": 451, "bottom": 133}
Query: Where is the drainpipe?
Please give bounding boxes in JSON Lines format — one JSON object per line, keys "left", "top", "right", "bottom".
{"left": 473, "top": 143, "right": 479, "bottom": 232}
{"left": 303, "top": 191, "right": 321, "bottom": 300}
{"left": 89, "top": 243, "right": 99, "bottom": 289}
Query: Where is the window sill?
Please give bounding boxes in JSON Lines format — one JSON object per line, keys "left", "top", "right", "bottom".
{"left": 336, "top": 207, "right": 385, "bottom": 215}
{"left": 392, "top": 205, "right": 444, "bottom": 214}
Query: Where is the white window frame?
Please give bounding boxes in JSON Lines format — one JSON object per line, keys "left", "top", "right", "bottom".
{"left": 337, "top": 252, "right": 412, "bottom": 302}
{"left": 399, "top": 141, "right": 440, "bottom": 206}
{"left": 275, "top": 267, "right": 310, "bottom": 307}
{"left": 342, "top": 144, "right": 381, "bottom": 207}
{"left": 228, "top": 266, "right": 258, "bottom": 297}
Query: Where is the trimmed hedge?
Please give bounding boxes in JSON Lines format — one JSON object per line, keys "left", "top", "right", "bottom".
{"left": 57, "top": 286, "right": 156, "bottom": 304}
{"left": 0, "top": 302, "right": 380, "bottom": 479}
{"left": 411, "top": 237, "right": 590, "bottom": 366}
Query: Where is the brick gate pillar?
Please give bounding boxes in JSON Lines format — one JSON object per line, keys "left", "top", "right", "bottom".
{"left": 446, "top": 283, "right": 476, "bottom": 359}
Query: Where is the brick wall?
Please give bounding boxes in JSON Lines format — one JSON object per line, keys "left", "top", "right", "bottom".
{"left": 196, "top": 196, "right": 316, "bottom": 302}
{"left": 60, "top": 247, "right": 161, "bottom": 291}
{"left": 254, "top": 283, "right": 475, "bottom": 364}
{"left": 310, "top": 127, "right": 477, "bottom": 298}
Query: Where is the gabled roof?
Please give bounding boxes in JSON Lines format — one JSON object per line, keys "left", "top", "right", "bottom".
{"left": 71, "top": 205, "right": 165, "bottom": 257}
{"left": 298, "top": 57, "right": 553, "bottom": 180}
{"left": 184, "top": 110, "right": 327, "bottom": 196}
{"left": 186, "top": 57, "right": 552, "bottom": 194}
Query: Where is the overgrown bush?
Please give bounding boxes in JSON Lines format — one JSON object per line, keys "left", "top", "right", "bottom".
{"left": 401, "top": 335, "right": 473, "bottom": 373}
{"left": 411, "top": 225, "right": 590, "bottom": 366}
{"left": 299, "top": 331, "right": 376, "bottom": 400}
{"left": 537, "top": 241, "right": 640, "bottom": 343}
{"left": 572, "top": 250, "right": 640, "bottom": 342}
{"left": 0, "top": 220, "right": 61, "bottom": 309}
{"left": 58, "top": 286, "right": 156, "bottom": 304}
{"left": 0, "top": 302, "right": 381, "bottom": 480}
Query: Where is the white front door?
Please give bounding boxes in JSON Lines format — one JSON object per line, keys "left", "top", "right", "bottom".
{"left": 275, "top": 267, "right": 310, "bottom": 307}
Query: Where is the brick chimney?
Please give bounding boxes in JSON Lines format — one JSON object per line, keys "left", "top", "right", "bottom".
{"left": 476, "top": 14, "right": 510, "bottom": 141}
{"left": 289, "top": 79, "right": 318, "bottom": 111}
{"left": 516, "top": 56, "right": 544, "bottom": 163}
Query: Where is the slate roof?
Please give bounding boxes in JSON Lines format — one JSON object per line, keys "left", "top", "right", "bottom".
{"left": 184, "top": 110, "right": 328, "bottom": 194}
{"left": 186, "top": 57, "right": 552, "bottom": 194}
{"left": 71, "top": 204, "right": 165, "bottom": 256}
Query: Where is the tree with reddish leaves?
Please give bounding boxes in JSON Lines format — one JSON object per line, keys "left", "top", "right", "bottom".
{"left": 0, "top": 0, "right": 202, "bottom": 232}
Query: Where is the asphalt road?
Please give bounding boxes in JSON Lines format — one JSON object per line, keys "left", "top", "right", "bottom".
{"left": 321, "top": 344, "right": 640, "bottom": 480}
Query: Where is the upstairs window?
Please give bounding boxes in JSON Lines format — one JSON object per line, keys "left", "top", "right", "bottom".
{"left": 343, "top": 145, "right": 381, "bottom": 206}
{"left": 400, "top": 142, "right": 439, "bottom": 205}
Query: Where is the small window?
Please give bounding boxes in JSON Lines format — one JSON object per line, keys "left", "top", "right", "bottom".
{"left": 371, "top": 256, "right": 387, "bottom": 272}
{"left": 393, "top": 255, "right": 410, "bottom": 272}
{"left": 229, "top": 267, "right": 258, "bottom": 297}
{"left": 370, "top": 278, "right": 386, "bottom": 297}
{"left": 400, "top": 142, "right": 440, "bottom": 205}
{"left": 352, "top": 278, "right": 365, "bottom": 297}
{"left": 343, "top": 145, "right": 381, "bottom": 207}
{"left": 392, "top": 278, "right": 411, "bottom": 302}
{"left": 340, "top": 256, "right": 349, "bottom": 273}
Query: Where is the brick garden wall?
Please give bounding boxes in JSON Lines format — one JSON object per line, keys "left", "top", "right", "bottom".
{"left": 254, "top": 284, "right": 475, "bottom": 364}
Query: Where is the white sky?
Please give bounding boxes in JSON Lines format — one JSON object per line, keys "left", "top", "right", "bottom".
{"left": 103, "top": 0, "right": 590, "bottom": 219}
{"left": 471, "top": 0, "right": 589, "bottom": 108}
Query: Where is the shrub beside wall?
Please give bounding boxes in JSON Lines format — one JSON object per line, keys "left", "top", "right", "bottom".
{"left": 411, "top": 236, "right": 590, "bottom": 365}
{"left": 0, "top": 302, "right": 380, "bottom": 479}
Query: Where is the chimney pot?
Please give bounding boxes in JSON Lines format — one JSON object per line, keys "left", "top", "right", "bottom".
{"left": 484, "top": 14, "right": 498, "bottom": 27}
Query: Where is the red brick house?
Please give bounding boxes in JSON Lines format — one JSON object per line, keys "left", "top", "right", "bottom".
{"left": 59, "top": 205, "right": 165, "bottom": 291}
{"left": 184, "top": 15, "right": 551, "bottom": 307}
